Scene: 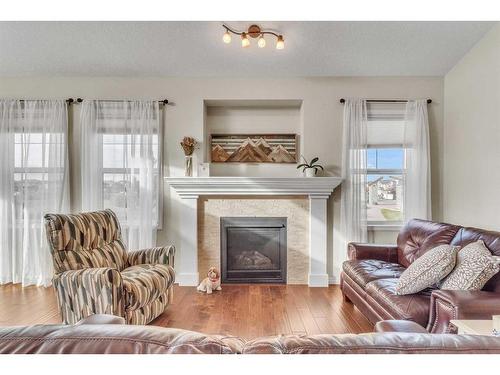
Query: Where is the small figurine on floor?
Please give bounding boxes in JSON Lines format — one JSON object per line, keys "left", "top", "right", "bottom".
{"left": 197, "top": 267, "right": 222, "bottom": 294}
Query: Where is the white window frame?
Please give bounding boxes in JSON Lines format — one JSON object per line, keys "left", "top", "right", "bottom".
{"left": 98, "top": 112, "right": 163, "bottom": 230}
{"left": 12, "top": 129, "right": 67, "bottom": 228}
{"left": 367, "top": 144, "right": 405, "bottom": 230}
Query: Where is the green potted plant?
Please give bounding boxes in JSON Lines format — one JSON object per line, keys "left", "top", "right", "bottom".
{"left": 297, "top": 156, "right": 324, "bottom": 177}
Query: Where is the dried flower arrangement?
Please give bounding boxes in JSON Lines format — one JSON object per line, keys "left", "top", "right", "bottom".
{"left": 180, "top": 136, "right": 197, "bottom": 176}
{"left": 180, "top": 136, "right": 197, "bottom": 156}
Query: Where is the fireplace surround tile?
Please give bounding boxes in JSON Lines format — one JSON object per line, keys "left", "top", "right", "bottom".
{"left": 198, "top": 196, "right": 309, "bottom": 284}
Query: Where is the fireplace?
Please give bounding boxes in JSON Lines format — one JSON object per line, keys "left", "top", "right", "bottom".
{"left": 220, "top": 217, "right": 287, "bottom": 283}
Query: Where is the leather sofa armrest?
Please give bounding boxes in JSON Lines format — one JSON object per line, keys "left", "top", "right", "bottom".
{"left": 75, "top": 314, "right": 126, "bottom": 325}
{"left": 427, "top": 290, "right": 500, "bottom": 333}
{"left": 348, "top": 243, "right": 399, "bottom": 263}
{"left": 127, "top": 245, "right": 175, "bottom": 267}
{"left": 374, "top": 320, "right": 428, "bottom": 333}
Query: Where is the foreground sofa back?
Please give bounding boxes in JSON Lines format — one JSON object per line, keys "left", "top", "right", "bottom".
{"left": 1, "top": 320, "right": 500, "bottom": 354}
{"left": 341, "top": 219, "right": 500, "bottom": 334}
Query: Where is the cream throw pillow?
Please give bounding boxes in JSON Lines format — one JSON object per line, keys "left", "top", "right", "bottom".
{"left": 440, "top": 240, "right": 500, "bottom": 290}
{"left": 395, "top": 244, "right": 459, "bottom": 295}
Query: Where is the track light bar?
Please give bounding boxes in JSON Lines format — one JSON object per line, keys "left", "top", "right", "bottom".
{"left": 222, "top": 23, "right": 285, "bottom": 50}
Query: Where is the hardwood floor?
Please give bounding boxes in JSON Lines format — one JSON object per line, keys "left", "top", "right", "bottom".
{"left": 0, "top": 284, "right": 373, "bottom": 339}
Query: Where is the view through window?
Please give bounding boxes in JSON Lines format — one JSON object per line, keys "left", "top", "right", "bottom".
{"left": 367, "top": 148, "right": 404, "bottom": 224}
{"left": 14, "top": 132, "right": 65, "bottom": 219}
{"left": 102, "top": 133, "right": 160, "bottom": 228}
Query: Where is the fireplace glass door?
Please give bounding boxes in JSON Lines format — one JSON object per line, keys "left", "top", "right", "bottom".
{"left": 221, "top": 217, "right": 287, "bottom": 283}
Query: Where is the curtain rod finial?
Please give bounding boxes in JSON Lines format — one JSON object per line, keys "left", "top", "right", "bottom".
{"left": 339, "top": 98, "right": 345, "bottom": 104}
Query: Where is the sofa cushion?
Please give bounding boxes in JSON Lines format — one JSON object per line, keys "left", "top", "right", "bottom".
{"left": 122, "top": 264, "right": 175, "bottom": 310}
{"left": 395, "top": 244, "right": 458, "bottom": 295}
{"left": 366, "top": 278, "right": 432, "bottom": 327}
{"left": 397, "top": 219, "right": 461, "bottom": 268}
{"left": 440, "top": 240, "right": 500, "bottom": 291}
{"left": 374, "top": 320, "right": 429, "bottom": 333}
{"left": 342, "top": 260, "right": 406, "bottom": 287}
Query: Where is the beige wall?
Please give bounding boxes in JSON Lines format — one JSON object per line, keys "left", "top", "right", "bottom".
{"left": 0, "top": 76, "right": 444, "bottom": 281}
{"left": 443, "top": 24, "right": 500, "bottom": 230}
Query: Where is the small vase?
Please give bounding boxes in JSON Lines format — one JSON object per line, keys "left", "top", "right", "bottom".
{"left": 304, "top": 168, "right": 316, "bottom": 177}
{"left": 185, "top": 155, "right": 193, "bottom": 177}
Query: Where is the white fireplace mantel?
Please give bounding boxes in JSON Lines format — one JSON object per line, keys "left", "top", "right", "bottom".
{"left": 165, "top": 176, "right": 342, "bottom": 287}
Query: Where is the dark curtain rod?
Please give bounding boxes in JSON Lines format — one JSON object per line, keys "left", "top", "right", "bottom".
{"left": 15, "top": 99, "right": 75, "bottom": 104}
{"left": 14, "top": 98, "right": 169, "bottom": 105}
{"left": 73, "top": 98, "right": 169, "bottom": 105}
{"left": 339, "top": 98, "right": 432, "bottom": 104}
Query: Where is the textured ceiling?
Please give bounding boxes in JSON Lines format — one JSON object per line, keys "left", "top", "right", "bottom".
{"left": 0, "top": 21, "right": 495, "bottom": 77}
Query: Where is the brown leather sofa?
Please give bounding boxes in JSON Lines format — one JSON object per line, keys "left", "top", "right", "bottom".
{"left": 340, "top": 219, "right": 500, "bottom": 333}
{"left": 1, "top": 315, "right": 500, "bottom": 354}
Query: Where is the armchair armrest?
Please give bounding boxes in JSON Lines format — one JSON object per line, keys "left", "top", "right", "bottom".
{"left": 53, "top": 267, "right": 123, "bottom": 325}
{"left": 127, "top": 245, "right": 175, "bottom": 267}
{"left": 427, "top": 289, "right": 500, "bottom": 333}
{"left": 347, "top": 243, "right": 399, "bottom": 263}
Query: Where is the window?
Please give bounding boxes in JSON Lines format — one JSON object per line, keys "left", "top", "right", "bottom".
{"left": 366, "top": 103, "right": 406, "bottom": 227}
{"left": 14, "top": 132, "right": 65, "bottom": 215}
{"left": 80, "top": 100, "right": 163, "bottom": 239}
{"left": 367, "top": 148, "right": 404, "bottom": 225}
{"left": 101, "top": 133, "right": 161, "bottom": 228}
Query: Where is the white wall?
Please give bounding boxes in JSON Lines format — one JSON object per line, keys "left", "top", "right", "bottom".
{"left": 0, "top": 76, "right": 444, "bottom": 281}
{"left": 443, "top": 24, "right": 500, "bottom": 230}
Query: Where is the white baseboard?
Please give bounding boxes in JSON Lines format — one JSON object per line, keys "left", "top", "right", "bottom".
{"left": 329, "top": 275, "right": 340, "bottom": 285}
{"left": 176, "top": 273, "right": 339, "bottom": 287}
{"left": 176, "top": 272, "right": 199, "bottom": 286}
{"left": 308, "top": 273, "right": 329, "bottom": 287}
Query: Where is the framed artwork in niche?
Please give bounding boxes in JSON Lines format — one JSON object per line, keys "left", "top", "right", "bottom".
{"left": 210, "top": 134, "right": 298, "bottom": 163}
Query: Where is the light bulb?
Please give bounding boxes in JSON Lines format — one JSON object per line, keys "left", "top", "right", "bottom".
{"left": 276, "top": 35, "right": 285, "bottom": 50}
{"left": 222, "top": 30, "right": 231, "bottom": 44}
{"left": 241, "top": 32, "right": 250, "bottom": 48}
{"left": 257, "top": 35, "right": 266, "bottom": 48}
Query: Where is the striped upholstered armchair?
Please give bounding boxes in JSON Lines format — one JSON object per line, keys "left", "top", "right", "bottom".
{"left": 44, "top": 210, "right": 175, "bottom": 325}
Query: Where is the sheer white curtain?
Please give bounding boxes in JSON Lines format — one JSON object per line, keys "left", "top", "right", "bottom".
{"left": 403, "top": 100, "right": 431, "bottom": 221}
{"left": 0, "top": 100, "right": 69, "bottom": 287}
{"left": 80, "top": 100, "right": 160, "bottom": 250}
{"left": 340, "top": 99, "right": 368, "bottom": 252}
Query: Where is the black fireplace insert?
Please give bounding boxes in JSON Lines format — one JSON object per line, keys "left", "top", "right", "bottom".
{"left": 220, "top": 217, "right": 287, "bottom": 283}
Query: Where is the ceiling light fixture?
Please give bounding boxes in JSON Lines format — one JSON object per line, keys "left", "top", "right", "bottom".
{"left": 241, "top": 32, "right": 250, "bottom": 48}
{"left": 222, "top": 30, "right": 232, "bottom": 44}
{"left": 222, "top": 24, "right": 285, "bottom": 50}
{"left": 257, "top": 35, "right": 266, "bottom": 48}
{"left": 276, "top": 35, "right": 285, "bottom": 50}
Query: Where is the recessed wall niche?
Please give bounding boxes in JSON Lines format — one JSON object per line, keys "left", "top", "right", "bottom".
{"left": 203, "top": 99, "right": 303, "bottom": 177}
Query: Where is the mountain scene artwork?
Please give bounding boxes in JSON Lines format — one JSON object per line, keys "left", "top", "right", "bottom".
{"left": 210, "top": 134, "right": 298, "bottom": 163}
